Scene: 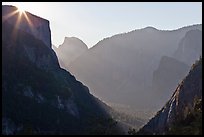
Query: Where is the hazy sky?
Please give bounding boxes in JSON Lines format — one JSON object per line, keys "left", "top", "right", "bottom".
{"left": 2, "top": 2, "right": 202, "bottom": 48}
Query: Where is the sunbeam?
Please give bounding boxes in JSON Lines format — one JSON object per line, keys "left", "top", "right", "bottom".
{"left": 17, "top": 6, "right": 25, "bottom": 14}
{"left": 3, "top": 6, "right": 34, "bottom": 41}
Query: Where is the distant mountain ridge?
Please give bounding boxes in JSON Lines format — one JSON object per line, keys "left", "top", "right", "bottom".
{"left": 90, "top": 24, "right": 202, "bottom": 50}
{"left": 54, "top": 37, "right": 88, "bottom": 69}
{"left": 58, "top": 24, "right": 202, "bottom": 112}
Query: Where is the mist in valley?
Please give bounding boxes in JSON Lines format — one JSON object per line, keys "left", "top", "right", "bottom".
{"left": 2, "top": 2, "right": 202, "bottom": 135}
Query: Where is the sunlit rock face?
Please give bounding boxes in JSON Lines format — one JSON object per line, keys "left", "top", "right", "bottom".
{"left": 2, "top": 5, "right": 51, "bottom": 48}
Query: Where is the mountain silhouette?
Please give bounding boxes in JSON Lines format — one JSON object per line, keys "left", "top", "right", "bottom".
{"left": 2, "top": 5, "right": 122, "bottom": 135}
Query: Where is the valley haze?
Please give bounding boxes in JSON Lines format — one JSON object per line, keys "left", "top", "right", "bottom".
{"left": 2, "top": 2, "right": 202, "bottom": 135}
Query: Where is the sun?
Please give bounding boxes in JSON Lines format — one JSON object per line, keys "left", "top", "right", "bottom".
{"left": 17, "top": 6, "right": 25, "bottom": 14}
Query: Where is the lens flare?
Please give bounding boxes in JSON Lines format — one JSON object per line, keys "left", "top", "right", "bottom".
{"left": 17, "top": 6, "right": 25, "bottom": 14}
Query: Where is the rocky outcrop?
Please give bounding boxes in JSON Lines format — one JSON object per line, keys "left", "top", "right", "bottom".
{"left": 174, "top": 29, "right": 202, "bottom": 66}
{"left": 2, "top": 5, "right": 59, "bottom": 70}
{"left": 2, "top": 5, "right": 51, "bottom": 48}
{"left": 54, "top": 37, "right": 88, "bottom": 69}
{"left": 137, "top": 58, "right": 202, "bottom": 135}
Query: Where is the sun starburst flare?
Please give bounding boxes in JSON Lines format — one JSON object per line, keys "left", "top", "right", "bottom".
{"left": 3, "top": 6, "right": 34, "bottom": 40}
{"left": 17, "top": 7, "right": 25, "bottom": 14}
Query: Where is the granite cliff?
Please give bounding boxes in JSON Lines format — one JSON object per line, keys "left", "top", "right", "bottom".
{"left": 137, "top": 58, "right": 202, "bottom": 135}
{"left": 2, "top": 5, "right": 122, "bottom": 135}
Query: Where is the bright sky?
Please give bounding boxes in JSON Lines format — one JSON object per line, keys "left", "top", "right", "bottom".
{"left": 2, "top": 2, "right": 202, "bottom": 48}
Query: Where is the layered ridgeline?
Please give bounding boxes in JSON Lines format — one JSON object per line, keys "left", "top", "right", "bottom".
{"left": 137, "top": 58, "right": 202, "bottom": 135}
{"left": 151, "top": 28, "right": 202, "bottom": 108}
{"left": 57, "top": 24, "right": 202, "bottom": 111}
{"left": 53, "top": 37, "right": 88, "bottom": 70}
{"left": 152, "top": 56, "right": 190, "bottom": 106}
{"left": 2, "top": 5, "right": 123, "bottom": 135}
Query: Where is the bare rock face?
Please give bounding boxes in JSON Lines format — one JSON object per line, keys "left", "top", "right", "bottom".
{"left": 174, "top": 29, "right": 202, "bottom": 66}
{"left": 137, "top": 58, "right": 202, "bottom": 135}
{"left": 2, "top": 5, "right": 59, "bottom": 70}
{"left": 54, "top": 37, "right": 88, "bottom": 69}
{"left": 2, "top": 5, "right": 51, "bottom": 48}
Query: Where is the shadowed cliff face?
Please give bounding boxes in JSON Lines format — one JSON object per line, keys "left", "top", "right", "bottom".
{"left": 2, "top": 15, "right": 59, "bottom": 70}
{"left": 137, "top": 58, "right": 202, "bottom": 135}
{"left": 2, "top": 5, "right": 58, "bottom": 70}
{"left": 2, "top": 5, "right": 51, "bottom": 48}
{"left": 2, "top": 5, "right": 122, "bottom": 135}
